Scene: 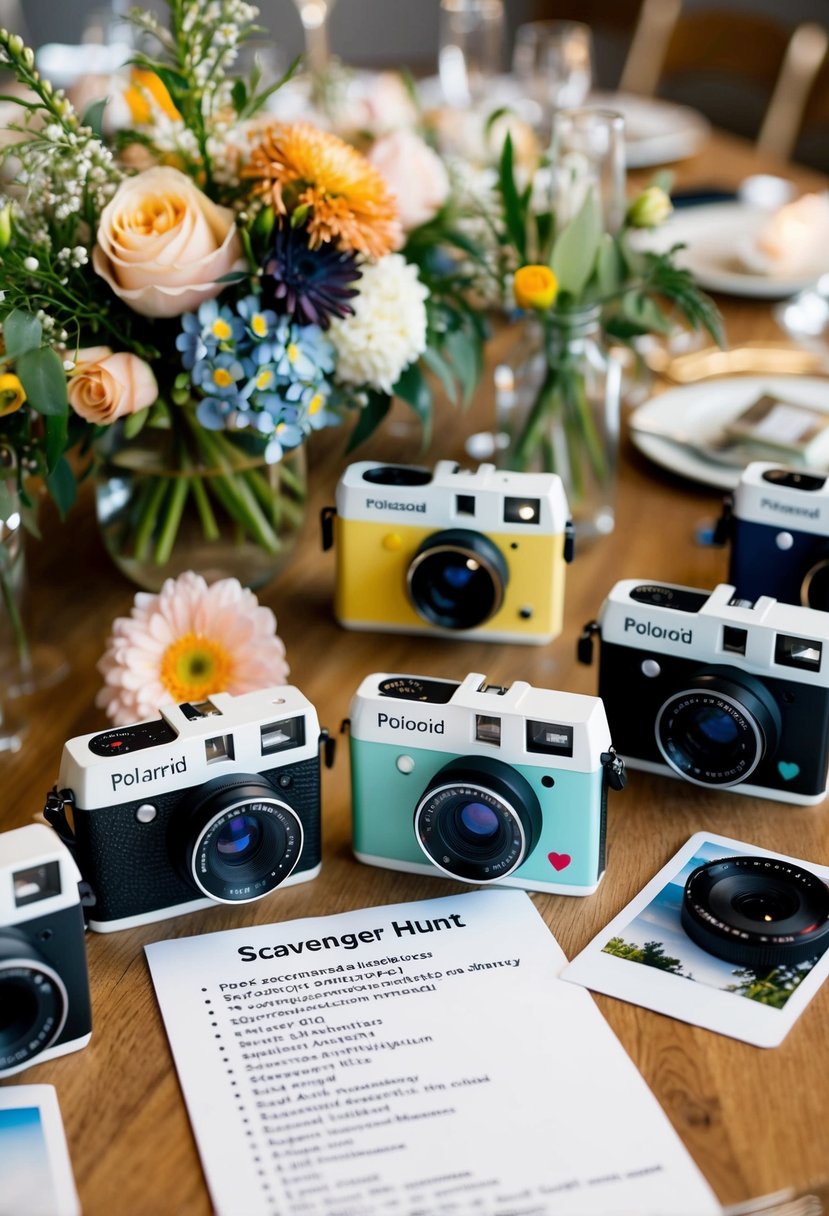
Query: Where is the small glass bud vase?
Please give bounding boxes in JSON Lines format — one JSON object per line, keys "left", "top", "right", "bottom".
{"left": 495, "top": 306, "right": 621, "bottom": 542}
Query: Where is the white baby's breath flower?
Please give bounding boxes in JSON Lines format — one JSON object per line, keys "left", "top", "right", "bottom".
{"left": 328, "top": 254, "right": 428, "bottom": 395}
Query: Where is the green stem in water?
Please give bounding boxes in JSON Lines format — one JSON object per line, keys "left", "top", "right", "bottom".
{"left": 132, "top": 475, "right": 169, "bottom": 563}
{"left": 153, "top": 475, "right": 190, "bottom": 567}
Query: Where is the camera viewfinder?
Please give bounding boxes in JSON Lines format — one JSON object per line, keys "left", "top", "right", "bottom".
{"left": 261, "top": 716, "right": 306, "bottom": 755}
{"left": 475, "top": 715, "right": 501, "bottom": 745}
{"left": 504, "top": 497, "right": 540, "bottom": 525}
{"left": 456, "top": 494, "right": 475, "bottom": 516}
{"left": 526, "top": 721, "right": 574, "bottom": 757}
{"left": 205, "top": 735, "right": 236, "bottom": 764}
{"left": 775, "top": 634, "right": 823, "bottom": 670}
{"left": 13, "top": 860, "right": 61, "bottom": 907}
{"left": 722, "top": 626, "right": 748, "bottom": 655}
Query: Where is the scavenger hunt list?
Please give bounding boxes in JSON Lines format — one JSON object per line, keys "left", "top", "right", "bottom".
{"left": 145, "top": 891, "right": 721, "bottom": 1216}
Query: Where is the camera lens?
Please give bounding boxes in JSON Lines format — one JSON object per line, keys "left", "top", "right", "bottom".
{"left": 181, "top": 775, "right": 304, "bottom": 903}
{"left": 655, "top": 670, "right": 780, "bottom": 787}
{"left": 682, "top": 856, "right": 829, "bottom": 967}
{"left": 216, "top": 814, "right": 263, "bottom": 863}
{"left": 407, "top": 529, "right": 508, "bottom": 631}
{"left": 0, "top": 932, "right": 68, "bottom": 1075}
{"left": 457, "top": 801, "right": 500, "bottom": 839}
{"left": 414, "top": 756, "right": 541, "bottom": 883}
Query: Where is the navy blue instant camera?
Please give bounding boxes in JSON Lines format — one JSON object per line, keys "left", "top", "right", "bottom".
{"left": 717, "top": 463, "right": 829, "bottom": 611}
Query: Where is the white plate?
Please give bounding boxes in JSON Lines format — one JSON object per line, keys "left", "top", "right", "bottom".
{"left": 646, "top": 202, "right": 829, "bottom": 298}
{"left": 590, "top": 91, "right": 710, "bottom": 167}
{"left": 629, "top": 375, "right": 829, "bottom": 489}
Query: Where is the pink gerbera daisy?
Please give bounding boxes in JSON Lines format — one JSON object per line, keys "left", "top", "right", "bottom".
{"left": 96, "top": 572, "right": 290, "bottom": 725}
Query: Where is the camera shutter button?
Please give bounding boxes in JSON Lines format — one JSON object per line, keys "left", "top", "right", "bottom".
{"left": 136, "top": 804, "right": 157, "bottom": 823}
{"left": 776, "top": 531, "right": 794, "bottom": 550}
{"left": 641, "top": 659, "right": 661, "bottom": 678}
{"left": 383, "top": 533, "right": 403, "bottom": 551}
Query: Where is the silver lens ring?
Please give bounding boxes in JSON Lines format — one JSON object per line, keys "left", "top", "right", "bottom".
{"left": 655, "top": 687, "right": 764, "bottom": 788}
{"left": 190, "top": 797, "right": 304, "bottom": 904}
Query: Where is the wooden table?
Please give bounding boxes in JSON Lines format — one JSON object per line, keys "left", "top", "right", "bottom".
{"left": 3, "top": 129, "right": 829, "bottom": 1214}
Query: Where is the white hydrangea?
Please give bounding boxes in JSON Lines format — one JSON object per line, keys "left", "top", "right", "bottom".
{"left": 328, "top": 254, "right": 428, "bottom": 395}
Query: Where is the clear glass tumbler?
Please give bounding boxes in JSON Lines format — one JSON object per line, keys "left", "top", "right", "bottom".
{"left": 439, "top": 0, "right": 505, "bottom": 109}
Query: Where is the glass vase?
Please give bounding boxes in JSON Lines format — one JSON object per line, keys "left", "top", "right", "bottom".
{"left": 94, "top": 408, "right": 307, "bottom": 593}
{"left": 495, "top": 308, "right": 621, "bottom": 541}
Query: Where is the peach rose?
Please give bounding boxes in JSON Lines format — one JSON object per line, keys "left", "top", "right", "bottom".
{"left": 368, "top": 130, "right": 450, "bottom": 232}
{"left": 68, "top": 346, "right": 158, "bottom": 424}
{"left": 92, "top": 166, "right": 244, "bottom": 318}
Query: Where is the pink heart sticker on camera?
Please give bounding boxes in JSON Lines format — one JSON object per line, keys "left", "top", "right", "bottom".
{"left": 548, "top": 852, "right": 571, "bottom": 871}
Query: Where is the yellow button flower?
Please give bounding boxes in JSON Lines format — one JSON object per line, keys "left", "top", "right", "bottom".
{"left": 514, "top": 265, "right": 558, "bottom": 311}
{"left": 0, "top": 373, "right": 26, "bottom": 416}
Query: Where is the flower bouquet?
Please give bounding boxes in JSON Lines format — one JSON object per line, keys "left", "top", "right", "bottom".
{"left": 0, "top": 3, "right": 484, "bottom": 591}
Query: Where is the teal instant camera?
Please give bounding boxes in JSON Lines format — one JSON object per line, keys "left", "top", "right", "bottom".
{"left": 347, "top": 672, "right": 625, "bottom": 896}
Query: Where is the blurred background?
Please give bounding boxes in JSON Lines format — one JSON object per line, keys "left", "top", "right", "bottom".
{"left": 8, "top": 0, "right": 829, "bottom": 169}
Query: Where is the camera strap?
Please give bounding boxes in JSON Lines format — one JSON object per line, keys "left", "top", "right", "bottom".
{"left": 42, "top": 788, "right": 97, "bottom": 910}
{"left": 601, "top": 749, "right": 627, "bottom": 792}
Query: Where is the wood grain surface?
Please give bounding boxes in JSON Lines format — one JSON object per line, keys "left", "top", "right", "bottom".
{"left": 2, "top": 130, "right": 828, "bottom": 1214}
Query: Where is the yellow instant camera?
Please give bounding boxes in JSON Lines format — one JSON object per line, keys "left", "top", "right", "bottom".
{"left": 321, "top": 460, "right": 574, "bottom": 644}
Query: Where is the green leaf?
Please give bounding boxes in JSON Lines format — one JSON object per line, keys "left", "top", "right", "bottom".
{"left": 0, "top": 480, "right": 16, "bottom": 522}
{"left": 345, "top": 392, "right": 392, "bottom": 452}
{"left": 3, "top": 310, "right": 42, "bottom": 359}
{"left": 622, "top": 291, "right": 673, "bottom": 334}
{"left": 595, "top": 233, "right": 624, "bottom": 297}
{"left": 44, "top": 412, "right": 68, "bottom": 472}
{"left": 231, "top": 78, "right": 247, "bottom": 114}
{"left": 81, "top": 97, "right": 108, "bottom": 138}
{"left": 16, "top": 347, "right": 68, "bottom": 417}
{"left": 393, "top": 362, "right": 433, "bottom": 446}
{"left": 551, "top": 188, "right": 602, "bottom": 297}
{"left": 45, "top": 456, "right": 77, "bottom": 520}
{"left": 498, "top": 134, "right": 527, "bottom": 262}
{"left": 142, "top": 64, "right": 189, "bottom": 103}
{"left": 123, "top": 407, "right": 150, "bottom": 440}
{"left": 442, "top": 327, "right": 480, "bottom": 408}
{"left": 421, "top": 346, "right": 458, "bottom": 406}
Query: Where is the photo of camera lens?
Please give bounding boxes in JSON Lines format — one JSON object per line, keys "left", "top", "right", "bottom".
{"left": 681, "top": 856, "right": 829, "bottom": 967}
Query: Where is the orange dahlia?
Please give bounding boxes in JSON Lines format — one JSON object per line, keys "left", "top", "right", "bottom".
{"left": 244, "top": 122, "right": 401, "bottom": 259}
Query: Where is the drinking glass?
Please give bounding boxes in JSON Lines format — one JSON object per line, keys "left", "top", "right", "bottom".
{"left": 439, "top": 0, "right": 505, "bottom": 109}
{"left": 512, "top": 20, "right": 593, "bottom": 136}
{"left": 292, "top": 0, "right": 338, "bottom": 76}
{"left": 550, "top": 107, "right": 626, "bottom": 233}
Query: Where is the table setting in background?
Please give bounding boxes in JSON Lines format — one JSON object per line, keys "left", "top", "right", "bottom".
{"left": 2, "top": 1, "right": 829, "bottom": 1215}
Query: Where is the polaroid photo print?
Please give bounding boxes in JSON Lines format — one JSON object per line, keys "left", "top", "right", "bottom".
{"left": 0, "top": 1085, "right": 80, "bottom": 1216}
{"left": 561, "top": 832, "right": 829, "bottom": 1048}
